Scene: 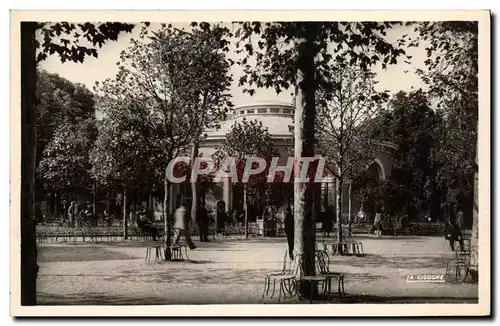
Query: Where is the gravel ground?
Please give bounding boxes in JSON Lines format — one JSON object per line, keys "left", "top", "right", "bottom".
{"left": 36, "top": 235, "right": 478, "bottom": 305}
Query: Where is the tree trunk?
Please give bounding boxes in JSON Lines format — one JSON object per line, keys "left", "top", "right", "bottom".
{"left": 470, "top": 145, "right": 478, "bottom": 279}
{"left": 293, "top": 23, "right": 318, "bottom": 300}
{"left": 93, "top": 182, "right": 97, "bottom": 217}
{"left": 244, "top": 185, "right": 248, "bottom": 238}
{"left": 148, "top": 186, "right": 152, "bottom": 211}
{"left": 163, "top": 167, "right": 172, "bottom": 261}
{"left": 123, "top": 188, "right": 128, "bottom": 239}
{"left": 54, "top": 192, "right": 59, "bottom": 219}
{"left": 190, "top": 140, "right": 200, "bottom": 227}
{"left": 106, "top": 189, "right": 111, "bottom": 214}
{"left": 20, "top": 21, "right": 38, "bottom": 306}
{"left": 348, "top": 179, "right": 352, "bottom": 237}
{"left": 336, "top": 177, "right": 344, "bottom": 254}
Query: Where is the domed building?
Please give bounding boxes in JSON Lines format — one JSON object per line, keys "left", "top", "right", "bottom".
{"left": 165, "top": 100, "right": 397, "bottom": 223}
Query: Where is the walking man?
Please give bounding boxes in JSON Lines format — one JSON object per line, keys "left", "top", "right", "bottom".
{"left": 173, "top": 199, "right": 197, "bottom": 250}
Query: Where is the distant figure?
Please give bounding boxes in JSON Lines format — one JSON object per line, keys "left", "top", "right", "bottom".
{"left": 197, "top": 201, "right": 210, "bottom": 242}
{"left": 78, "top": 209, "right": 89, "bottom": 227}
{"left": 103, "top": 210, "right": 112, "bottom": 227}
{"left": 284, "top": 204, "right": 294, "bottom": 260}
{"left": 400, "top": 214, "right": 409, "bottom": 231}
{"left": 264, "top": 206, "right": 277, "bottom": 237}
{"left": 356, "top": 208, "right": 366, "bottom": 224}
{"left": 129, "top": 210, "right": 136, "bottom": 223}
{"left": 173, "top": 199, "right": 196, "bottom": 250}
{"left": 444, "top": 218, "right": 464, "bottom": 251}
{"left": 67, "top": 201, "right": 75, "bottom": 226}
{"left": 137, "top": 208, "right": 159, "bottom": 241}
{"left": 373, "top": 212, "right": 382, "bottom": 237}
{"left": 322, "top": 207, "right": 334, "bottom": 238}
{"left": 456, "top": 210, "right": 465, "bottom": 232}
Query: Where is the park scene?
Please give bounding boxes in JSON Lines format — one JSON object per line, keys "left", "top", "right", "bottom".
{"left": 20, "top": 20, "right": 479, "bottom": 305}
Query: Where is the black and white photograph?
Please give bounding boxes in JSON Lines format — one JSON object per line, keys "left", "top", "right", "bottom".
{"left": 10, "top": 10, "right": 490, "bottom": 316}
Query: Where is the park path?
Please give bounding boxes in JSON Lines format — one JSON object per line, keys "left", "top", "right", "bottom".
{"left": 37, "top": 236, "right": 478, "bottom": 304}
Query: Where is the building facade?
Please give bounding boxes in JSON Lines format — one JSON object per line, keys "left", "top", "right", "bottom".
{"left": 163, "top": 100, "right": 397, "bottom": 222}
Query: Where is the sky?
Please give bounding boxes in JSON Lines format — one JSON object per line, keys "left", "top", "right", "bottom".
{"left": 39, "top": 23, "right": 428, "bottom": 108}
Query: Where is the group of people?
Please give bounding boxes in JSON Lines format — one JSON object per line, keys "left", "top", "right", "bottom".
{"left": 133, "top": 199, "right": 211, "bottom": 250}
{"left": 67, "top": 201, "right": 95, "bottom": 227}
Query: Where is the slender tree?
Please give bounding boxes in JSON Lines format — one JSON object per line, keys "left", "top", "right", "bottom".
{"left": 316, "top": 66, "right": 387, "bottom": 253}
{"left": 214, "top": 119, "right": 277, "bottom": 238}
{"left": 89, "top": 110, "right": 157, "bottom": 239}
{"left": 95, "top": 24, "right": 232, "bottom": 259}
{"left": 184, "top": 23, "right": 233, "bottom": 228}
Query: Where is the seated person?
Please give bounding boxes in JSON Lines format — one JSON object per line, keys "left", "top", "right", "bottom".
{"left": 136, "top": 209, "right": 159, "bottom": 241}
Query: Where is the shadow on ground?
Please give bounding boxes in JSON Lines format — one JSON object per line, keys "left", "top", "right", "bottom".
{"left": 38, "top": 246, "right": 137, "bottom": 263}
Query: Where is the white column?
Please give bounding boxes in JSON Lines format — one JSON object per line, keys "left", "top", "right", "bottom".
{"left": 222, "top": 177, "right": 232, "bottom": 211}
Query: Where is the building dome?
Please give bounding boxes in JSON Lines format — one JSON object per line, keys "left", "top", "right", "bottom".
{"left": 205, "top": 101, "right": 294, "bottom": 140}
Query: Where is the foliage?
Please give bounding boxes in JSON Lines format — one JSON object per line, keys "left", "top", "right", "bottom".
{"left": 35, "top": 22, "right": 135, "bottom": 63}
{"left": 37, "top": 118, "right": 96, "bottom": 196}
{"left": 412, "top": 22, "right": 478, "bottom": 208}
{"left": 89, "top": 111, "right": 157, "bottom": 189}
{"left": 35, "top": 70, "right": 96, "bottom": 193}
{"left": 214, "top": 119, "right": 279, "bottom": 212}
{"left": 95, "top": 24, "right": 233, "bottom": 162}
{"left": 316, "top": 65, "right": 388, "bottom": 181}
{"left": 369, "top": 90, "right": 442, "bottom": 219}
{"left": 233, "top": 22, "right": 409, "bottom": 96}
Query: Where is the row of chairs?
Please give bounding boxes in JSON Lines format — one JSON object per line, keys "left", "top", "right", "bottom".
{"left": 36, "top": 224, "right": 122, "bottom": 243}
{"left": 320, "top": 233, "right": 365, "bottom": 256}
{"left": 144, "top": 236, "right": 190, "bottom": 264}
{"left": 262, "top": 250, "right": 345, "bottom": 303}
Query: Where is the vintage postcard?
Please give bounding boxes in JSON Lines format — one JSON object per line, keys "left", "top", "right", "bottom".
{"left": 10, "top": 10, "right": 490, "bottom": 317}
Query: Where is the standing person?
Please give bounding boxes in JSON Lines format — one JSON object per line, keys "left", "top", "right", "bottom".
{"left": 456, "top": 209, "right": 465, "bottom": 232}
{"left": 444, "top": 218, "right": 464, "bottom": 251}
{"left": 197, "top": 201, "right": 210, "bottom": 242}
{"left": 322, "top": 207, "right": 333, "bottom": 238}
{"left": 173, "top": 198, "right": 196, "bottom": 250}
{"left": 373, "top": 211, "right": 382, "bottom": 237}
{"left": 103, "top": 210, "right": 111, "bottom": 227}
{"left": 284, "top": 204, "right": 294, "bottom": 260}
{"left": 67, "top": 201, "right": 75, "bottom": 227}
